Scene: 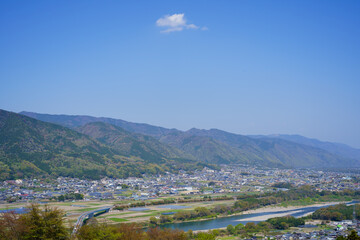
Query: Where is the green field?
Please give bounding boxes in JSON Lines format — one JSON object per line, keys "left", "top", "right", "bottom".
{"left": 75, "top": 207, "right": 100, "bottom": 212}
{"left": 108, "top": 218, "right": 129, "bottom": 222}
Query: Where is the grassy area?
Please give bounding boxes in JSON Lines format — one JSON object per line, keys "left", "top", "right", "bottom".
{"left": 67, "top": 219, "right": 77, "bottom": 225}
{"left": 85, "top": 203, "right": 102, "bottom": 206}
{"left": 218, "top": 237, "right": 240, "bottom": 240}
{"left": 125, "top": 212, "right": 162, "bottom": 219}
{"left": 55, "top": 202, "right": 75, "bottom": 206}
{"left": 100, "top": 212, "right": 137, "bottom": 217}
{"left": 108, "top": 218, "right": 129, "bottom": 222}
{"left": 75, "top": 207, "right": 100, "bottom": 212}
{"left": 124, "top": 209, "right": 185, "bottom": 219}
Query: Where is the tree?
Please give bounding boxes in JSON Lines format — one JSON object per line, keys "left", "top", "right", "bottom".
{"left": 244, "top": 222, "right": 257, "bottom": 232}
{"left": 58, "top": 195, "right": 65, "bottom": 202}
{"left": 0, "top": 204, "right": 69, "bottom": 240}
{"left": 0, "top": 162, "right": 11, "bottom": 180}
{"left": 347, "top": 230, "right": 360, "bottom": 240}
{"left": 149, "top": 217, "right": 158, "bottom": 226}
{"left": 257, "top": 221, "right": 272, "bottom": 235}
{"left": 0, "top": 211, "right": 28, "bottom": 240}
{"left": 20, "top": 204, "right": 68, "bottom": 240}
{"left": 146, "top": 227, "right": 186, "bottom": 240}
{"left": 208, "top": 181, "right": 216, "bottom": 186}
{"left": 227, "top": 224, "right": 235, "bottom": 235}
{"left": 235, "top": 223, "right": 244, "bottom": 232}
{"left": 77, "top": 222, "right": 121, "bottom": 240}
{"left": 160, "top": 215, "right": 172, "bottom": 224}
{"left": 116, "top": 223, "right": 145, "bottom": 240}
{"left": 195, "top": 232, "right": 216, "bottom": 240}
{"left": 336, "top": 230, "right": 360, "bottom": 240}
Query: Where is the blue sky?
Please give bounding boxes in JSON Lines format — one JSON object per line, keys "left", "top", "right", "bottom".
{"left": 1, "top": 0, "right": 360, "bottom": 148}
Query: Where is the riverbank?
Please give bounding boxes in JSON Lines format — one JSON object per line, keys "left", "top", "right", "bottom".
{"left": 189, "top": 202, "right": 347, "bottom": 233}
{"left": 160, "top": 201, "right": 348, "bottom": 227}
{"left": 160, "top": 201, "right": 354, "bottom": 232}
{"left": 238, "top": 201, "right": 346, "bottom": 222}
{"left": 243, "top": 201, "right": 346, "bottom": 215}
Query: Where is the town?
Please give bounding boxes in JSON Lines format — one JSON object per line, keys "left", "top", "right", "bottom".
{"left": 1, "top": 166, "right": 358, "bottom": 203}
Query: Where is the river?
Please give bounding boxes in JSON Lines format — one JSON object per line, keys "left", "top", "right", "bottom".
{"left": 161, "top": 201, "right": 358, "bottom": 232}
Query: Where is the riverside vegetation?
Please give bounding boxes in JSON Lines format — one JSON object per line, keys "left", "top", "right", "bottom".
{"left": 145, "top": 186, "right": 360, "bottom": 226}
{"left": 311, "top": 204, "right": 360, "bottom": 221}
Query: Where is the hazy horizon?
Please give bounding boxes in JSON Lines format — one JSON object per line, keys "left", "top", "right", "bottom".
{"left": 1, "top": 1, "right": 359, "bottom": 148}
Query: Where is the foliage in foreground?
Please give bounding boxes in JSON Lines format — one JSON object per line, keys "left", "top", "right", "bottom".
{"left": 77, "top": 222, "right": 187, "bottom": 240}
{"left": 0, "top": 204, "right": 68, "bottom": 240}
{"left": 0, "top": 204, "right": 220, "bottom": 240}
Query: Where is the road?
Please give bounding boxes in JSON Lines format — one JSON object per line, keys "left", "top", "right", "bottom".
{"left": 72, "top": 207, "right": 111, "bottom": 236}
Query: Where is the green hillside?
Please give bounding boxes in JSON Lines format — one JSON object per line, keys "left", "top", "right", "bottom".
{"left": 76, "top": 122, "right": 194, "bottom": 163}
{"left": 183, "top": 128, "right": 357, "bottom": 168}
{"left": 0, "top": 110, "right": 204, "bottom": 180}
{"left": 250, "top": 134, "right": 360, "bottom": 161}
{"left": 158, "top": 131, "right": 248, "bottom": 165}
{"left": 20, "top": 111, "right": 176, "bottom": 137}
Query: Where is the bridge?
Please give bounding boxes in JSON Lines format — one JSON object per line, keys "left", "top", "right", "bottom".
{"left": 72, "top": 207, "right": 111, "bottom": 236}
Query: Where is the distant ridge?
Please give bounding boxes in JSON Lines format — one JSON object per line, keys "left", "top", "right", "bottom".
{"left": 20, "top": 111, "right": 178, "bottom": 137}
{"left": 19, "top": 111, "right": 360, "bottom": 168}
{"left": 177, "top": 128, "right": 358, "bottom": 168}
{"left": 249, "top": 134, "right": 360, "bottom": 161}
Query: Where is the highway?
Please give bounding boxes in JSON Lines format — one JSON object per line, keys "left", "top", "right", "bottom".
{"left": 72, "top": 207, "right": 111, "bottom": 236}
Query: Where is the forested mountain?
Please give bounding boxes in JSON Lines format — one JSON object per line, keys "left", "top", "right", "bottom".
{"left": 76, "top": 122, "right": 193, "bottom": 163}
{"left": 19, "top": 111, "right": 359, "bottom": 169}
{"left": 249, "top": 134, "right": 360, "bottom": 161}
{"left": 20, "top": 111, "right": 177, "bottom": 137}
{"left": 158, "top": 131, "right": 246, "bottom": 165}
{"left": 161, "top": 128, "right": 357, "bottom": 168}
{"left": 0, "top": 110, "right": 204, "bottom": 180}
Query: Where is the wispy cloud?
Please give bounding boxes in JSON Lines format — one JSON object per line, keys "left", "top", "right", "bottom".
{"left": 156, "top": 13, "right": 207, "bottom": 33}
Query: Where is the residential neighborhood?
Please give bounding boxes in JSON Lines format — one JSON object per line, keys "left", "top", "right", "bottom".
{"left": 1, "top": 166, "right": 359, "bottom": 203}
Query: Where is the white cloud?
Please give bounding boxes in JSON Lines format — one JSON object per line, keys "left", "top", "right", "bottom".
{"left": 156, "top": 13, "right": 206, "bottom": 33}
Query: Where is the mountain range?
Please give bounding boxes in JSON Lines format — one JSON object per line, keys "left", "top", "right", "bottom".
{"left": 0, "top": 110, "right": 209, "bottom": 180}
{"left": 1, "top": 109, "right": 359, "bottom": 180}
{"left": 249, "top": 134, "right": 360, "bottom": 161}
{"left": 21, "top": 111, "right": 360, "bottom": 166}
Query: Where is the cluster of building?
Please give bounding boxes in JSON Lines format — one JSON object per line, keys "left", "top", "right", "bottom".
{"left": 0, "top": 166, "right": 359, "bottom": 203}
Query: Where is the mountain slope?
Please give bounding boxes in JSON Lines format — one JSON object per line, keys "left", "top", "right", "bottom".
{"left": 76, "top": 122, "right": 193, "bottom": 163}
{"left": 159, "top": 131, "right": 248, "bottom": 165}
{"left": 181, "top": 128, "right": 358, "bottom": 168}
{"left": 0, "top": 110, "right": 204, "bottom": 180}
{"left": 250, "top": 134, "right": 360, "bottom": 161}
{"left": 20, "top": 111, "right": 177, "bottom": 138}
{"left": 0, "top": 109, "right": 121, "bottom": 179}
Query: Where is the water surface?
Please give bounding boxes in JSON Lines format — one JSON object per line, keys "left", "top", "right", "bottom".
{"left": 161, "top": 201, "right": 358, "bottom": 232}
